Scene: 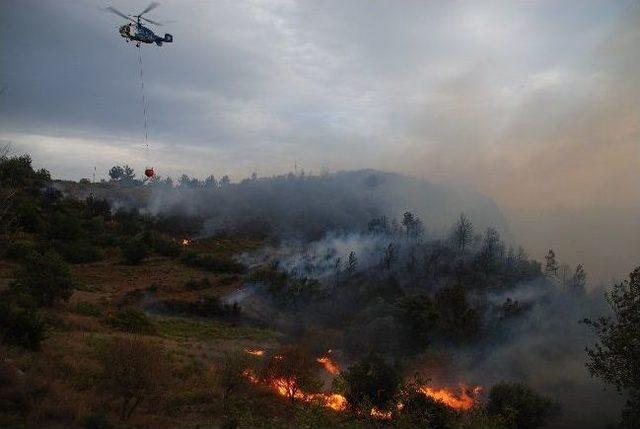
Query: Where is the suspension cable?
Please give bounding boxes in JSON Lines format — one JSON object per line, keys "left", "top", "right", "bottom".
{"left": 137, "top": 45, "right": 149, "bottom": 149}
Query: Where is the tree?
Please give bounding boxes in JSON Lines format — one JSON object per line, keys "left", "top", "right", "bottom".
{"left": 486, "top": 382, "right": 558, "bottom": 429}
{"left": 11, "top": 250, "right": 75, "bottom": 307}
{"left": 0, "top": 301, "right": 46, "bottom": 350}
{"left": 476, "top": 227, "right": 503, "bottom": 274}
{"left": 396, "top": 295, "right": 438, "bottom": 351}
{"left": 558, "top": 263, "right": 572, "bottom": 289}
{"left": 346, "top": 251, "right": 357, "bottom": 278}
{"left": 99, "top": 335, "right": 165, "bottom": 421}
{"left": 218, "top": 350, "right": 254, "bottom": 409}
{"left": 120, "top": 239, "right": 149, "bottom": 265}
{"left": 584, "top": 267, "right": 640, "bottom": 428}
{"left": 570, "top": 264, "right": 587, "bottom": 295}
{"left": 220, "top": 175, "right": 231, "bottom": 188}
{"left": 435, "top": 284, "right": 480, "bottom": 340}
{"left": 397, "top": 378, "right": 455, "bottom": 429}
{"left": 334, "top": 257, "right": 342, "bottom": 289}
{"left": 108, "top": 166, "right": 124, "bottom": 181}
{"left": 544, "top": 249, "right": 558, "bottom": 278}
{"left": 204, "top": 175, "right": 218, "bottom": 188}
{"left": 337, "top": 354, "right": 401, "bottom": 413}
{"left": 383, "top": 243, "right": 397, "bottom": 271}
{"left": 452, "top": 213, "right": 474, "bottom": 252}
{"left": 401, "top": 212, "right": 424, "bottom": 241}
{"left": 261, "top": 346, "right": 321, "bottom": 404}
{"left": 367, "top": 216, "right": 389, "bottom": 236}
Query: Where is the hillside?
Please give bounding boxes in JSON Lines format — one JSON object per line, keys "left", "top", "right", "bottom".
{"left": 0, "top": 155, "right": 626, "bottom": 429}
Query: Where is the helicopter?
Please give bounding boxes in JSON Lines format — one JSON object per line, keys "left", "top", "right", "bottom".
{"left": 106, "top": 2, "right": 173, "bottom": 47}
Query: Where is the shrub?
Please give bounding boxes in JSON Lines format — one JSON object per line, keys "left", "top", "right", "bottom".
{"left": 55, "top": 240, "right": 104, "bottom": 264}
{"left": 0, "top": 301, "right": 47, "bottom": 350}
{"left": 180, "top": 251, "right": 245, "bottom": 274}
{"left": 184, "top": 277, "right": 212, "bottom": 290}
{"left": 261, "top": 346, "right": 322, "bottom": 404}
{"left": 108, "top": 308, "right": 155, "bottom": 335}
{"left": 337, "top": 354, "right": 401, "bottom": 413}
{"left": 151, "top": 236, "right": 182, "bottom": 257}
{"left": 486, "top": 382, "right": 558, "bottom": 429}
{"left": 4, "top": 240, "right": 37, "bottom": 260}
{"left": 11, "top": 250, "right": 75, "bottom": 307}
{"left": 120, "top": 239, "right": 148, "bottom": 265}
{"left": 99, "top": 335, "right": 165, "bottom": 420}
{"left": 397, "top": 387, "right": 455, "bottom": 429}
{"left": 47, "top": 211, "right": 82, "bottom": 240}
{"left": 72, "top": 301, "right": 103, "bottom": 317}
{"left": 82, "top": 410, "right": 113, "bottom": 429}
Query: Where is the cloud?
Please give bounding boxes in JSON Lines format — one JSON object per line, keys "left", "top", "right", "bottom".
{"left": 1, "top": 0, "right": 638, "bottom": 280}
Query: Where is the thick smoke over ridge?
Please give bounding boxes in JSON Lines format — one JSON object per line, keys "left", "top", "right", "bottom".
{"left": 148, "top": 169, "right": 509, "bottom": 241}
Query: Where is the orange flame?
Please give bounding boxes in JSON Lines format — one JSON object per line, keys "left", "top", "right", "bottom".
{"left": 419, "top": 384, "right": 481, "bottom": 410}
{"left": 242, "top": 370, "right": 347, "bottom": 411}
{"left": 244, "top": 348, "right": 265, "bottom": 357}
{"left": 370, "top": 407, "right": 393, "bottom": 420}
{"left": 317, "top": 355, "right": 340, "bottom": 375}
{"left": 181, "top": 238, "right": 191, "bottom": 246}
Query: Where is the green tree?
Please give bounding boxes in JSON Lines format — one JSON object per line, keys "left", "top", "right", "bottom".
{"left": 396, "top": 295, "right": 438, "bottom": 351}
{"left": 11, "top": 250, "right": 75, "bottom": 307}
{"left": 452, "top": 212, "right": 474, "bottom": 252}
{"left": 261, "top": 346, "right": 321, "bottom": 404}
{"left": 120, "top": 239, "right": 149, "bottom": 265}
{"left": 584, "top": 267, "right": 640, "bottom": 428}
{"left": 337, "top": 354, "right": 401, "bottom": 413}
{"left": 486, "top": 382, "right": 558, "bottom": 429}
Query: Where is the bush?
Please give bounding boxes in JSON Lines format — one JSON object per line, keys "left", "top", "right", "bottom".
{"left": 4, "top": 240, "right": 37, "bottom": 260}
{"left": 151, "top": 236, "right": 182, "bottom": 257}
{"left": 47, "top": 211, "right": 82, "bottom": 240}
{"left": 82, "top": 410, "right": 113, "bottom": 429}
{"left": 184, "top": 277, "right": 212, "bottom": 290}
{"left": 120, "top": 239, "right": 149, "bottom": 265}
{"left": 72, "top": 301, "right": 103, "bottom": 317}
{"left": 55, "top": 240, "right": 104, "bottom": 264}
{"left": 337, "top": 354, "right": 401, "bottom": 413}
{"left": 180, "top": 251, "right": 245, "bottom": 274}
{"left": 486, "top": 382, "right": 558, "bottom": 429}
{"left": 108, "top": 308, "right": 155, "bottom": 335}
{"left": 11, "top": 250, "right": 75, "bottom": 307}
{"left": 0, "top": 301, "right": 47, "bottom": 350}
{"left": 99, "top": 335, "right": 165, "bottom": 420}
{"left": 397, "top": 387, "right": 455, "bottom": 429}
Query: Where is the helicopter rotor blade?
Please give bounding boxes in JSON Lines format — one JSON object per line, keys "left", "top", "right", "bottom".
{"left": 141, "top": 16, "right": 162, "bottom": 26}
{"left": 105, "top": 6, "right": 134, "bottom": 21}
{"left": 140, "top": 1, "right": 160, "bottom": 16}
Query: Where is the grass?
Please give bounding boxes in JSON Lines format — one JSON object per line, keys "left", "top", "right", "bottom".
{"left": 155, "top": 317, "right": 277, "bottom": 341}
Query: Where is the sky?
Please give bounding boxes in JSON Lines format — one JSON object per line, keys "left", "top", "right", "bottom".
{"left": 1, "top": 0, "right": 639, "bottom": 282}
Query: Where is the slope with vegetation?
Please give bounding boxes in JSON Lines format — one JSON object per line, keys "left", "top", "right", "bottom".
{"left": 0, "top": 152, "right": 636, "bottom": 429}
